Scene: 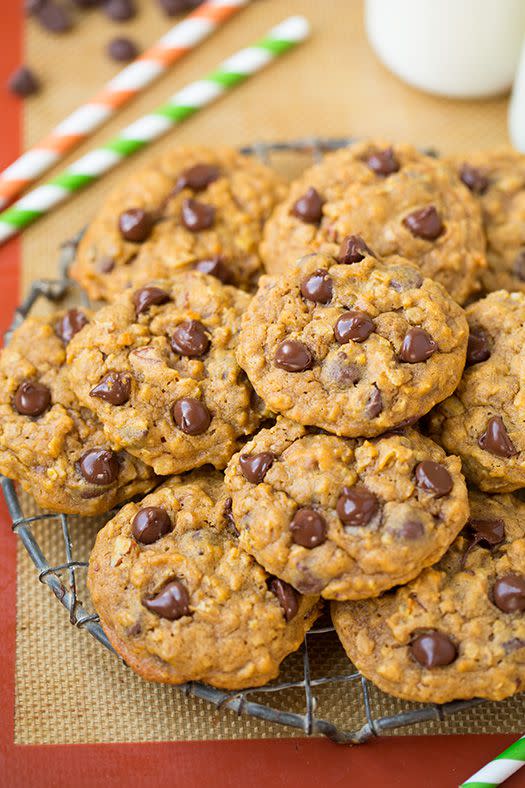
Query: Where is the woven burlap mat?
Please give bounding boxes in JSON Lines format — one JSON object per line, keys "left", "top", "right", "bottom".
{"left": 15, "top": 0, "right": 521, "bottom": 745}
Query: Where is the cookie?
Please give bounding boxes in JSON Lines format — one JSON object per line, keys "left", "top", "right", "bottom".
{"left": 71, "top": 145, "right": 286, "bottom": 300}
{"left": 261, "top": 140, "right": 486, "bottom": 305}
{"left": 67, "top": 272, "right": 262, "bottom": 475}
{"left": 236, "top": 251, "right": 468, "bottom": 437}
{"left": 225, "top": 419, "right": 468, "bottom": 600}
{"left": 88, "top": 471, "right": 321, "bottom": 689}
{"left": 0, "top": 309, "right": 156, "bottom": 514}
{"left": 448, "top": 148, "right": 525, "bottom": 294}
{"left": 332, "top": 490, "right": 525, "bottom": 703}
{"left": 429, "top": 290, "right": 525, "bottom": 492}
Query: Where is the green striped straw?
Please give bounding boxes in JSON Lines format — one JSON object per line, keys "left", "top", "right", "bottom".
{"left": 0, "top": 15, "right": 310, "bottom": 245}
{"left": 461, "top": 735, "right": 525, "bottom": 787}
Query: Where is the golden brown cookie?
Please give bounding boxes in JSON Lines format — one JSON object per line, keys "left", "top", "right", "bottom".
{"left": 261, "top": 140, "right": 486, "bottom": 304}
{"left": 88, "top": 471, "right": 320, "bottom": 689}
{"left": 332, "top": 491, "right": 525, "bottom": 703}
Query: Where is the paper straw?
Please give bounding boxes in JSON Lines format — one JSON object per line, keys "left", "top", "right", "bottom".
{"left": 460, "top": 735, "right": 525, "bottom": 787}
{"left": 0, "top": 0, "right": 249, "bottom": 210}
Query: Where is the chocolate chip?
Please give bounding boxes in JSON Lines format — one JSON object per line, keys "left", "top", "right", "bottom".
{"left": 133, "top": 285, "right": 170, "bottom": 315}
{"left": 478, "top": 416, "right": 517, "bottom": 458}
{"left": 90, "top": 371, "right": 131, "bottom": 405}
{"left": 143, "top": 580, "right": 190, "bottom": 620}
{"left": 274, "top": 340, "right": 313, "bottom": 372}
{"left": 366, "top": 147, "right": 400, "bottom": 176}
{"left": 398, "top": 520, "right": 424, "bottom": 539}
{"left": 336, "top": 486, "right": 379, "bottom": 527}
{"left": 172, "top": 397, "right": 211, "bottom": 435}
{"left": 466, "top": 330, "right": 491, "bottom": 366}
{"left": 291, "top": 187, "right": 324, "bottom": 224}
{"left": 390, "top": 268, "right": 423, "bottom": 291}
{"left": 403, "top": 206, "right": 444, "bottom": 241}
{"left": 366, "top": 385, "right": 383, "bottom": 418}
{"left": 459, "top": 164, "right": 489, "bottom": 195}
{"left": 239, "top": 451, "right": 274, "bottom": 484}
{"left": 334, "top": 311, "right": 375, "bottom": 344}
{"left": 492, "top": 574, "right": 525, "bottom": 613}
{"left": 37, "top": 2, "right": 72, "bottom": 32}
{"left": 503, "top": 638, "right": 525, "bottom": 654}
{"left": 170, "top": 319, "right": 210, "bottom": 357}
{"left": 268, "top": 577, "right": 299, "bottom": 621}
{"left": 175, "top": 164, "right": 220, "bottom": 193}
{"left": 410, "top": 631, "right": 457, "bottom": 668}
{"left": 8, "top": 66, "right": 40, "bottom": 97}
{"left": 415, "top": 461, "right": 453, "bottom": 497}
{"left": 14, "top": 380, "right": 51, "bottom": 417}
{"left": 194, "top": 256, "right": 233, "bottom": 284}
{"left": 132, "top": 506, "right": 172, "bottom": 544}
{"left": 105, "top": 0, "right": 136, "bottom": 21}
{"left": 157, "top": 0, "right": 203, "bottom": 14}
{"left": 25, "top": 0, "right": 46, "bottom": 14}
{"left": 223, "top": 497, "right": 239, "bottom": 536}
{"left": 118, "top": 209, "right": 154, "bottom": 242}
{"left": 468, "top": 518, "right": 506, "bottom": 548}
{"left": 324, "top": 356, "right": 361, "bottom": 388}
{"left": 107, "top": 36, "right": 139, "bottom": 62}
{"left": 398, "top": 327, "right": 437, "bottom": 363}
{"left": 180, "top": 198, "right": 215, "bottom": 232}
{"left": 78, "top": 449, "right": 119, "bottom": 485}
{"left": 71, "top": 0, "right": 103, "bottom": 7}
{"left": 337, "top": 234, "right": 375, "bottom": 264}
{"left": 290, "top": 508, "right": 327, "bottom": 548}
{"left": 55, "top": 308, "right": 88, "bottom": 344}
{"left": 300, "top": 270, "right": 333, "bottom": 304}
{"left": 98, "top": 256, "right": 115, "bottom": 274}
{"left": 514, "top": 250, "right": 525, "bottom": 281}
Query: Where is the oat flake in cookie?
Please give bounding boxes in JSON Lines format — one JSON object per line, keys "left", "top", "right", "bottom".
{"left": 261, "top": 140, "right": 486, "bottom": 305}
{"left": 332, "top": 491, "right": 525, "bottom": 703}
{"left": 67, "top": 271, "right": 262, "bottom": 475}
{"left": 225, "top": 420, "right": 468, "bottom": 600}
{"left": 236, "top": 251, "right": 468, "bottom": 437}
{"left": 88, "top": 471, "right": 320, "bottom": 689}
{"left": 429, "top": 290, "right": 525, "bottom": 492}
{"left": 70, "top": 145, "right": 286, "bottom": 300}
{"left": 0, "top": 311, "right": 156, "bottom": 514}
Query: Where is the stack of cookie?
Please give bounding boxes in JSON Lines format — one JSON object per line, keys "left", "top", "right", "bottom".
{"left": 1, "top": 141, "right": 524, "bottom": 703}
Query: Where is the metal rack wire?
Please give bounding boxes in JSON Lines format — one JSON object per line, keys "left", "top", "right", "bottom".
{"left": 2, "top": 138, "right": 486, "bottom": 744}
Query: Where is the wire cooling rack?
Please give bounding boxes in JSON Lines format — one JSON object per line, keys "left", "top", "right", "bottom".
{"left": 2, "top": 138, "right": 487, "bottom": 744}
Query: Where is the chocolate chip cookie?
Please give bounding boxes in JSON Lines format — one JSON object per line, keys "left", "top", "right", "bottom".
{"left": 225, "top": 419, "right": 468, "bottom": 600}
{"left": 332, "top": 490, "right": 525, "bottom": 703}
{"left": 0, "top": 310, "right": 156, "bottom": 514}
{"left": 67, "top": 272, "right": 262, "bottom": 475}
{"left": 88, "top": 470, "right": 321, "bottom": 689}
{"left": 429, "top": 290, "right": 525, "bottom": 492}
{"left": 236, "top": 251, "right": 468, "bottom": 437}
{"left": 261, "top": 140, "right": 486, "bottom": 304}
{"left": 448, "top": 148, "right": 525, "bottom": 294}
{"left": 71, "top": 145, "right": 286, "bottom": 300}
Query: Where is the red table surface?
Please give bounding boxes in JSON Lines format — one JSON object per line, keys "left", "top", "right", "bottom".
{"left": 0, "top": 4, "right": 523, "bottom": 786}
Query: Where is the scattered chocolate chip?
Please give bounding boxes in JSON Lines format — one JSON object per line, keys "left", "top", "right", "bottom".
{"left": 466, "top": 330, "right": 491, "bottom": 366}
{"left": 290, "top": 508, "right": 327, "bottom": 548}
{"left": 132, "top": 506, "right": 172, "bottom": 544}
{"left": 336, "top": 486, "right": 379, "bottom": 527}
{"left": 291, "top": 187, "right": 324, "bottom": 224}
{"left": 107, "top": 36, "right": 139, "bottom": 62}
{"left": 172, "top": 397, "right": 211, "bottom": 434}
{"left": 78, "top": 448, "right": 119, "bottom": 485}
{"left": 268, "top": 577, "right": 299, "bottom": 621}
{"left": 492, "top": 574, "right": 525, "bottom": 613}
{"left": 514, "top": 250, "right": 525, "bottom": 281}
{"left": 8, "top": 66, "right": 40, "bottom": 97}
{"left": 503, "top": 638, "right": 525, "bottom": 654}
{"left": 37, "top": 2, "right": 72, "bottom": 33}
{"left": 366, "top": 385, "right": 383, "bottom": 418}
{"left": 180, "top": 198, "right": 215, "bottom": 232}
{"left": 467, "top": 518, "right": 506, "bottom": 552}
{"left": 143, "top": 580, "right": 190, "bottom": 620}
{"left": 223, "top": 497, "right": 239, "bottom": 536}
{"left": 72, "top": 0, "right": 103, "bottom": 7}
{"left": 478, "top": 416, "right": 517, "bottom": 458}
{"left": 337, "top": 234, "right": 375, "bottom": 264}
{"left": 239, "top": 451, "right": 274, "bottom": 484}
{"left": 389, "top": 268, "right": 423, "bottom": 291}
{"left": 398, "top": 327, "right": 437, "bottom": 363}
{"left": 459, "top": 164, "right": 489, "bottom": 195}
{"left": 410, "top": 631, "right": 457, "bottom": 668}
{"left": 90, "top": 371, "right": 131, "bottom": 405}
{"left": 55, "top": 308, "right": 88, "bottom": 344}
{"left": 118, "top": 208, "right": 154, "bottom": 242}
{"left": 274, "top": 340, "right": 313, "bottom": 372}
{"left": 170, "top": 319, "right": 210, "bottom": 357}
{"left": 105, "top": 0, "right": 136, "bottom": 21}
{"left": 98, "top": 256, "right": 115, "bottom": 274}
{"left": 403, "top": 206, "right": 444, "bottom": 241}
{"left": 300, "top": 269, "right": 333, "bottom": 304}
{"left": 25, "top": 0, "right": 46, "bottom": 13}
{"left": 398, "top": 520, "right": 424, "bottom": 539}
{"left": 157, "top": 0, "right": 203, "bottom": 14}
{"left": 194, "top": 256, "right": 233, "bottom": 284}
{"left": 334, "top": 310, "right": 375, "bottom": 344}
{"left": 366, "top": 147, "right": 400, "bottom": 176}
{"left": 324, "top": 356, "right": 361, "bottom": 388}
{"left": 175, "top": 163, "right": 220, "bottom": 193}
{"left": 133, "top": 285, "right": 170, "bottom": 315}
{"left": 415, "top": 461, "right": 453, "bottom": 497}
{"left": 14, "top": 380, "right": 51, "bottom": 417}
